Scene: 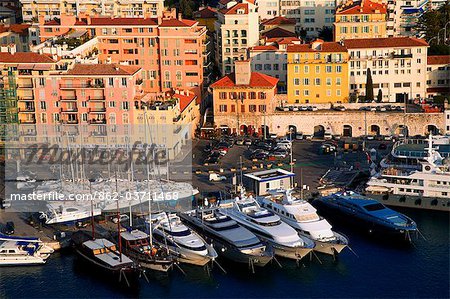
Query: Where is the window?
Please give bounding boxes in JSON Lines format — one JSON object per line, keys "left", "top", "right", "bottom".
{"left": 121, "top": 78, "right": 127, "bottom": 86}
{"left": 336, "top": 66, "right": 342, "bottom": 73}
{"left": 303, "top": 78, "right": 310, "bottom": 85}
{"left": 304, "top": 90, "right": 310, "bottom": 96}
{"left": 326, "top": 78, "right": 331, "bottom": 86}
{"left": 249, "top": 105, "right": 256, "bottom": 112}
{"left": 109, "top": 78, "right": 114, "bottom": 86}
{"left": 315, "top": 78, "right": 321, "bottom": 85}
{"left": 122, "top": 102, "right": 129, "bottom": 110}
{"left": 304, "top": 66, "right": 309, "bottom": 73}
{"left": 219, "top": 105, "right": 227, "bottom": 112}
{"left": 219, "top": 92, "right": 227, "bottom": 99}
{"left": 336, "top": 78, "right": 341, "bottom": 86}
{"left": 294, "top": 78, "right": 300, "bottom": 86}
{"left": 326, "top": 66, "right": 332, "bottom": 73}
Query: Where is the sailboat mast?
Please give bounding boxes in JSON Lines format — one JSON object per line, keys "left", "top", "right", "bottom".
{"left": 90, "top": 181, "right": 95, "bottom": 240}
{"left": 115, "top": 171, "right": 122, "bottom": 262}
{"left": 144, "top": 109, "right": 153, "bottom": 248}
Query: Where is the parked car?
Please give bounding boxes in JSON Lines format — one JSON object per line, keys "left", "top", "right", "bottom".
{"left": 383, "top": 135, "right": 393, "bottom": 141}
{"left": 252, "top": 152, "right": 268, "bottom": 160}
{"left": 4, "top": 221, "right": 14, "bottom": 235}
{"left": 333, "top": 106, "right": 346, "bottom": 111}
{"left": 203, "top": 143, "right": 214, "bottom": 153}
{"left": 269, "top": 133, "right": 277, "bottom": 139}
{"left": 235, "top": 139, "right": 245, "bottom": 145}
{"left": 111, "top": 214, "right": 129, "bottom": 224}
{"left": 209, "top": 173, "right": 227, "bottom": 181}
{"left": 378, "top": 143, "right": 387, "bottom": 150}
{"left": 271, "top": 150, "right": 288, "bottom": 158}
{"left": 204, "top": 156, "right": 220, "bottom": 165}
{"left": 332, "top": 134, "right": 342, "bottom": 140}
{"left": 256, "top": 142, "right": 272, "bottom": 151}
{"left": 322, "top": 143, "right": 337, "bottom": 151}
{"left": 304, "top": 134, "right": 313, "bottom": 140}
{"left": 307, "top": 106, "right": 318, "bottom": 111}
{"left": 295, "top": 133, "right": 304, "bottom": 140}
{"left": 244, "top": 139, "right": 252, "bottom": 146}
{"left": 324, "top": 132, "right": 332, "bottom": 140}
{"left": 366, "top": 135, "right": 375, "bottom": 140}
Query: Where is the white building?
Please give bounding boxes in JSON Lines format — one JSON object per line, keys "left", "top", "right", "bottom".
{"left": 343, "top": 37, "right": 428, "bottom": 103}
{"left": 215, "top": 1, "right": 259, "bottom": 75}
{"left": 445, "top": 109, "right": 450, "bottom": 134}
{"left": 426, "top": 55, "right": 450, "bottom": 98}
{"left": 249, "top": 37, "right": 301, "bottom": 91}
{"left": 279, "top": 0, "right": 336, "bottom": 38}
{"left": 255, "top": 0, "right": 280, "bottom": 20}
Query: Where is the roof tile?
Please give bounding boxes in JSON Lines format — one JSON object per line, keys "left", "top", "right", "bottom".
{"left": 0, "top": 52, "right": 55, "bottom": 64}
{"left": 210, "top": 72, "right": 278, "bottom": 88}
{"left": 427, "top": 55, "right": 450, "bottom": 65}
{"left": 343, "top": 37, "right": 428, "bottom": 48}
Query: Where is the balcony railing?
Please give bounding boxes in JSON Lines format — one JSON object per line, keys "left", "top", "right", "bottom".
{"left": 60, "top": 107, "right": 78, "bottom": 113}
{"left": 18, "top": 107, "right": 35, "bottom": 112}
{"left": 18, "top": 96, "right": 34, "bottom": 101}
{"left": 88, "top": 96, "right": 106, "bottom": 101}
{"left": 17, "top": 83, "right": 33, "bottom": 89}
{"left": 393, "top": 53, "right": 413, "bottom": 58}
{"left": 89, "top": 119, "right": 106, "bottom": 124}
{"left": 19, "top": 119, "right": 36, "bottom": 124}
{"left": 62, "top": 119, "right": 79, "bottom": 124}
{"left": 60, "top": 96, "right": 77, "bottom": 101}
{"left": 60, "top": 82, "right": 105, "bottom": 89}
{"left": 88, "top": 107, "right": 106, "bottom": 113}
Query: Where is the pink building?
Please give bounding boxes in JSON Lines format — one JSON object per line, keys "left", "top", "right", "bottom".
{"left": 38, "top": 12, "right": 207, "bottom": 99}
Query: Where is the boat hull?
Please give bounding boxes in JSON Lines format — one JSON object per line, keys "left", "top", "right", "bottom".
{"left": 269, "top": 241, "right": 312, "bottom": 260}
{"left": 122, "top": 248, "right": 173, "bottom": 273}
{"left": 0, "top": 256, "right": 47, "bottom": 266}
{"left": 312, "top": 239, "right": 347, "bottom": 255}
{"left": 367, "top": 193, "right": 450, "bottom": 212}
{"left": 166, "top": 245, "right": 214, "bottom": 266}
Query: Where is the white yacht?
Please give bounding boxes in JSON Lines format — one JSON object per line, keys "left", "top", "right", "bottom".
{"left": 219, "top": 192, "right": 315, "bottom": 261}
{"left": 0, "top": 234, "right": 54, "bottom": 266}
{"left": 366, "top": 134, "right": 450, "bottom": 211}
{"left": 39, "top": 202, "right": 101, "bottom": 225}
{"left": 147, "top": 212, "right": 218, "bottom": 266}
{"left": 257, "top": 189, "right": 349, "bottom": 256}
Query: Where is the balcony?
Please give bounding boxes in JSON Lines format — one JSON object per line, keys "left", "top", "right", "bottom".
{"left": 18, "top": 95, "right": 34, "bottom": 101}
{"left": 19, "top": 119, "right": 36, "bottom": 124}
{"left": 17, "top": 83, "right": 33, "bottom": 89}
{"left": 393, "top": 53, "right": 413, "bottom": 58}
{"left": 60, "top": 107, "right": 78, "bottom": 113}
{"left": 89, "top": 119, "right": 106, "bottom": 124}
{"left": 18, "top": 107, "right": 35, "bottom": 112}
{"left": 62, "top": 119, "right": 79, "bottom": 124}
{"left": 60, "top": 82, "right": 105, "bottom": 89}
{"left": 88, "top": 107, "right": 106, "bottom": 113}
{"left": 60, "top": 96, "right": 77, "bottom": 101}
{"left": 135, "top": 79, "right": 143, "bottom": 85}
{"left": 88, "top": 96, "right": 106, "bottom": 101}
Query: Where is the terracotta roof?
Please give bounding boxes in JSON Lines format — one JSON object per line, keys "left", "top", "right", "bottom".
{"left": 88, "top": 17, "right": 158, "bottom": 26}
{"left": 0, "top": 24, "right": 30, "bottom": 36}
{"left": 159, "top": 18, "right": 197, "bottom": 27}
{"left": 173, "top": 92, "right": 197, "bottom": 112}
{"left": 64, "top": 64, "right": 140, "bottom": 76}
{"left": 210, "top": 72, "right": 278, "bottom": 88}
{"left": 44, "top": 19, "right": 60, "bottom": 25}
{"left": 287, "top": 41, "right": 347, "bottom": 52}
{"left": 262, "top": 16, "right": 296, "bottom": 26}
{"left": 0, "top": 52, "right": 55, "bottom": 63}
{"left": 337, "top": 0, "right": 387, "bottom": 15}
{"left": 343, "top": 37, "right": 428, "bottom": 48}
{"left": 194, "top": 6, "right": 217, "bottom": 19}
{"left": 262, "top": 27, "right": 297, "bottom": 39}
{"left": 267, "top": 37, "right": 301, "bottom": 44}
{"left": 251, "top": 45, "right": 279, "bottom": 51}
{"left": 427, "top": 55, "right": 450, "bottom": 65}
{"left": 219, "top": 3, "right": 249, "bottom": 15}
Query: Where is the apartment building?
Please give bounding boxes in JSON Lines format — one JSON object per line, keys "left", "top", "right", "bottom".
{"left": 249, "top": 37, "right": 301, "bottom": 89}
{"left": 334, "top": 0, "right": 387, "bottom": 41}
{"left": 426, "top": 55, "right": 450, "bottom": 97}
{"left": 21, "top": 0, "right": 165, "bottom": 22}
{"left": 210, "top": 60, "right": 278, "bottom": 136}
{"left": 343, "top": 37, "right": 428, "bottom": 102}
{"left": 194, "top": 6, "right": 217, "bottom": 33}
{"left": 0, "top": 24, "right": 36, "bottom": 52}
{"left": 39, "top": 13, "right": 207, "bottom": 97}
{"left": 287, "top": 39, "right": 349, "bottom": 104}
{"left": 256, "top": 0, "right": 280, "bottom": 20}
{"left": 215, "top": 1, "right": 259, "bottom": 75}
{"left": 279, "top": 0, "right": 336, "bottom": 38}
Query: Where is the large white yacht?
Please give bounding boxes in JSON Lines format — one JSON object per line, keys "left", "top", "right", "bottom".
{"left": 0, "top": 234, "right": 54, "bottom": 266}
{"left": 257, "top": 189, "right": 348, "bottom": 256}
{"left": 147, "top": 212, "right": 217, "bottom": 266}
{"left": 219, "top": 191, "right": 315, "bottom": 261}
{"left": 366, "top": 134, "right": 450, "bottom": 210}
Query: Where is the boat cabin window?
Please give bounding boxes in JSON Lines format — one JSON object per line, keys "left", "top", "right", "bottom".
{"left": 66, "top": 208, "right": 78, "bottom": 212}
{"left": 363, "top": 203, "right": 386, "bottom": 212}
{"left": 162, "top": 228, "right": 191, "bottom": 237}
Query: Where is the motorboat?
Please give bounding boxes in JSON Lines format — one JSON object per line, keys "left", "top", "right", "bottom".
{"left": 313, "top": 192, "right": 418, "bottom": 240}
{"left": 0, "top": 234, "right": 54, "bottom": 266}
{"left": 258, "top": 189, "right": 348, "bottom": 256}
{"left": 39, "top": 202, "right": 101, "bottom": 225}
{"left": 147, "top": 212, "right": 218, "bottom": 266}
{"left": 180, "top": 207, "right": 273, "bottom": 268}
{"left": 120, "top": 229, "right": 174, "bottom": 272}
{"left": 219, "top": 192, "right": 315, "bottom": 261}
{"left": 71, "top": 231, "right": 136, "bottom": 282}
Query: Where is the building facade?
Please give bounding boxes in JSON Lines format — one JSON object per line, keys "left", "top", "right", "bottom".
{"left": 38, "top": 13, "right": 207, "bottom": 97}
{"left": 255, "top": 0, "right": 280, "bottom": 20}
{"left": 249, "top": 37, "right": 301, "bottom": 90}
{"left": 334, "top": 0, "right": 387, "bottom": 41}
{"left": 287, "top": 39, "right": 349, "bottom": 104}
{"left": 426, "top": 55, "right": 450, "bottom": 97}
{"left": 279, "top": 0, "right": 336, "bottom": 38}
{"left": 21, "top": 0, "right": 165, "bottom": 22}
{"left": 343, "top": 37, "right": 428, "bottom": 103}
{"left": 210, "top": 60, "right": 278, "bottom": 135}
{"left": 0, "top": 24, "right": 38, "bottom": 52}
{"left": 214, "top": 1, "right": 259, "bottom": 75}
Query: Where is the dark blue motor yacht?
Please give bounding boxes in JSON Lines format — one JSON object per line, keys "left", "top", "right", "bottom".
{"left": 313, "top": 192, "right": 418, "bottom": 241}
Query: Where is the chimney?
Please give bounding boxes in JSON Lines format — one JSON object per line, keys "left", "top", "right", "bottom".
{"left": 234, "top": 60, "right": 251, "bottom": 86}
{"left": 178, "top": 13, "right": 182, "bottom": 20}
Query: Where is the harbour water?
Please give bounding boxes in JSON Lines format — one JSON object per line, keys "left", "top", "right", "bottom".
{"left": 1, "top": 208, "right": 448, "bottom": 298}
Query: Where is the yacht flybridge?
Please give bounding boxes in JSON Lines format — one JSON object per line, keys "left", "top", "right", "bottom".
{"left": 219, "top": 191, "right": 315, "bottom": 261}
{"left": 257, "top": 189, "right": 348, "bottom": 256}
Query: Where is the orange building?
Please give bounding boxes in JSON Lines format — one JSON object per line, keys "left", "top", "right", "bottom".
{"left": 210, "top": 60, "right": 278, "bottom": 136}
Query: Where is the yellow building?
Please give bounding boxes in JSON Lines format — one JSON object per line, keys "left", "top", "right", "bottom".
{"left": 287, "top": 39, "right": 349, "bottom": 104}
{"left": 333, "top": 0, "right": 387, "bottom": 41}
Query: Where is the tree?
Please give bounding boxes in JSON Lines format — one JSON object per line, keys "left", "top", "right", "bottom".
{"left": 365, "top": 68, "right": 374, "bottom": 102}
{"left": 179, "top": 0, "right": 193, "bottom": 18}
{"left": 299, "top": 28, "right": 308, "bottom": 41}
{"left": 377, "top": 89, "right": 383, "bottom": 102}
{"left": 318, "top": 27, "right": 333, "bottom": 42}
{"left": 416, "top": 3, "right": 450, "bottom": 47}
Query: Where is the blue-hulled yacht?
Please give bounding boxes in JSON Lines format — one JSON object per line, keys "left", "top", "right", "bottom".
{"left": 313, "top": 192, "right": 418, "bottom": 240}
